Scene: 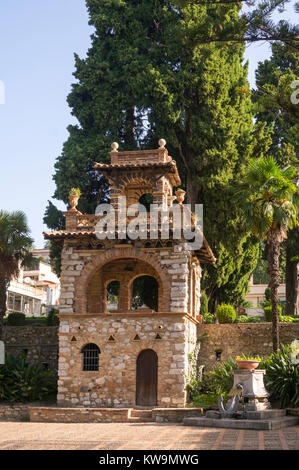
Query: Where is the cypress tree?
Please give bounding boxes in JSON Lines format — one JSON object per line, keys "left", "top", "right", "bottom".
{"left": 46, "top": 0, "right": 268, "bottom": 307}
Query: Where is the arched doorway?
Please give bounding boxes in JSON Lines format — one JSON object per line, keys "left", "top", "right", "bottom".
{"left": 136, "top": 349, "right": 158, "bottom": 406}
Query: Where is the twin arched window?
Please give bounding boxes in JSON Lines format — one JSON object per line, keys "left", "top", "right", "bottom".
{"left": 105, "top": 275, "right": 159, "bottom": 312}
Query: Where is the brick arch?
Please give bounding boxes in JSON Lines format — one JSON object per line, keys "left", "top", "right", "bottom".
{"left": 75, "top": 247, "right": 171, "bottom": 313}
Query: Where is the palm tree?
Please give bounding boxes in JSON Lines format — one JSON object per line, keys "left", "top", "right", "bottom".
{"left": 236, "top": 157, "right": 298, "bottom": 352}
{"left": 0, "top": 211, "right": 33, "bottom": 340}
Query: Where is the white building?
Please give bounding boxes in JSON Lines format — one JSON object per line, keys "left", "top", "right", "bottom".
{"left": 7, "top": 251, "right": 60, "bottom": 317}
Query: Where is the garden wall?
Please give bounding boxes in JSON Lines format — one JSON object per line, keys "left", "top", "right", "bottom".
{"left": 3, "top": 323, "right": 299, "bottom": 376}
{"left": 198, "top": 323, "right": 299, "bottom": 371}
{"left": 3, "top": 326, "right": 59, "bottom": 373}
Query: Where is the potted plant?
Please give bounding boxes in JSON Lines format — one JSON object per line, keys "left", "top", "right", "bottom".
{"left": 235, "top": 353, "right": 262, "bottom": 370}
{"left": 68, "top": 187, "right": 81, "bottom": 211}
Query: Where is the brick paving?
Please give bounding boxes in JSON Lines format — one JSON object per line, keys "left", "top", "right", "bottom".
{"left": 0, "top": 422, "right": 298, "bottom": 450}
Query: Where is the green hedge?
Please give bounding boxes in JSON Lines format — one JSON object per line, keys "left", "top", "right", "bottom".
{"left": 216, "top": 304, "right": 236, "bottom": 323}
{"left": 6, "top": 313, "right": 26, "bottom": 326}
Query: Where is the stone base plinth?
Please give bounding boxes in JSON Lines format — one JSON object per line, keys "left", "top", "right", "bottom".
{"left": 233, "top": 369, "right": 270, "bottom": 411}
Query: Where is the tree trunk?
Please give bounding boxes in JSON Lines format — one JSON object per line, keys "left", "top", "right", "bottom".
{"left": 267, "top": 229, "right": 283, "bottom": 352}
{"left": 0, "top": 278, "right": 7, "bottom": 341}
{"left": 285, "top": 244, "right": 298, "bottom": 316}
{"left": 186, "top": 172, "right": 199, "bottom": 211}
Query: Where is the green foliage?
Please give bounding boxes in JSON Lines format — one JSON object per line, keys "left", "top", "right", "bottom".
{"left": 6, "top": 312, "right": 26, "bottom": 326}
{"left": 0, "top": 354, "right": 57, "bottom": 403}
{"left": 200, "top": 292, "right": 209, "bottom": 316}
{"left": 279, "top": 315, "right": 299, "bottom": 323}
{"left": 131, "top": 276, "right": 158, "bottom": 311}
{"left": 236, "top": 353, "right": 262, "bottom": 361}
{"left": 264, "top": 304, "right": 283, "bottom": 322}
{"left": 260, "top": 345, "right": 299, "bottom": 408}
{"left": 201, "top": 357, "right": 238, "bottom": 396}
{"left": 234, "top": 315, "right": 261, "bottom": 323}
{"left": 216, "top": 304, "right": 236, "bottom": 324}
{"left": 46, "top": 309, "right": 60, "bottom": 326}
{"left": 191, "top": 393, "right": 219, "bottom": 407}
{"left": 202, "top": 313, "right": 214, "bottom": 324}
{"left": 69, "top": 187, "right": 81, "bottom": 197}
{"left": 46, "top": 0, "right": 269, "bottom": 309}
{"left": 43, "top": 201, "right": 65, "bottom": 277}
{"left": 192, "top": 343, "right": 299, "bottom": 408}
{"left": 186, "top": 342, "right": 203, "bottom": 400}
{"left": 265, "top": 287, "right": 271, "bottom": 301}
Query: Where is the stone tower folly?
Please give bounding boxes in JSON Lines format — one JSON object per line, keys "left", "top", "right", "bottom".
{"left": 45, "top": 140, "right": 215, "bottom": 408}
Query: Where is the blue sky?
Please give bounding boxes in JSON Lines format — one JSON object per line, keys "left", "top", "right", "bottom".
{"left": 0, "top": 1, "right": 295, "bottom": 248}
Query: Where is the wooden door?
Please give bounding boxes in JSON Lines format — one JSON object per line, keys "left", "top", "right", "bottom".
{"left": 136, "top": 349, "right": 158, "bottom": 406}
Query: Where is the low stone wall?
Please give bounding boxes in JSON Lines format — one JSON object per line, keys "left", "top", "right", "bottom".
{"left": 3, "top": 326, "right": 59, "bottom": 373}
{"left": 0, "top": 404, "right": 30, "bottom": 421}
{"left": 29, "top": 407, "right": 130, "bottom": 423}
{"left": 198, "top": 323, "right": 299, "bottom": 371}
{"left": 152, "top": 407, "right": 203, "bottom": 423}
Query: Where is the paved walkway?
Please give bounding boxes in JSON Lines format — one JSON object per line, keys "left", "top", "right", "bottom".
{"left": 0, "top": 422, "right": 298, "bottom": 450}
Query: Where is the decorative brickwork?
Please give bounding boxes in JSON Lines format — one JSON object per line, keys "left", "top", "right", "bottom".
{"left": 44, "top": 142, "right": 215, "bottom": 408}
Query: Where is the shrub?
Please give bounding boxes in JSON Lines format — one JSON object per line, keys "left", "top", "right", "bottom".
{"left": 216, "top": 304, "right": 236, "bottom": 324}
{"left": 260, "top": 345, "right": 299, "bottom": 408}
{"left": 46, "top": 309, "right": 60, "bottom": 326}
{"left": 264, "top": 305, "right": 283, "bottom": 322}
{"left": 279, "top": 315, "right": 298, "bottom": 323}
{"left": 202, "top": 313, "right": 214, "bottom": 324}
{"left": 0, "top": 354, "right": 57, "bottom": 403}
{"left": 24, "top": 317, "right": 47, "bottom": 326}
{"left": 234, "top": 315, "right": 261, "bottom": 323}
{"left": 200, "top": 357, "right": 238, "bottom": 396}
{"left": 6, "top": 312, "right": 26, "bottom": 326}
{"left": 200, "top": 292, "right": 209, "bottom": 316}
{"left": 265, "top": 287, "right": 271, "bottom": 302}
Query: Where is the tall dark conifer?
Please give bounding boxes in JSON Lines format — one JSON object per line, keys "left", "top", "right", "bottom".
{"left": 46, "top": 0, "right": 269, "bottom": 307}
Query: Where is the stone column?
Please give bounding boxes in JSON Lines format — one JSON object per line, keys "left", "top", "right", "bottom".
{"left": 233, "top": 369, "right": 270, "bottom": 411}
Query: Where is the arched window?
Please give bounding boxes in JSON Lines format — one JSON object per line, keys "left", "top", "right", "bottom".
{"left": 131, "top": 275, "right": 158, "bottom": 311}
{"left": 81, "top": 343, "right": 100, "bottom": 371}
{"left": 106, "top": 280, "right": 120, "bottom": 311}
{"left": 139, "top": 193, "right": 153, "bottom": 212}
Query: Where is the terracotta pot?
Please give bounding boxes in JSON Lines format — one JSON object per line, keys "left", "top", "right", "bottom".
{"left": 236, "top": 360, "right": 260, "bottom": 370}
{"left": 175, "top": 189, "right": 186, "bottom": 206}
{"left": 69, "top": 195, "right": 79, "bottom": 211}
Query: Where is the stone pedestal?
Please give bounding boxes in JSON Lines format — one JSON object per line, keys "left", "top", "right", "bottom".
{"left": 233, "top": 369, "right": 270, "bottom": 411}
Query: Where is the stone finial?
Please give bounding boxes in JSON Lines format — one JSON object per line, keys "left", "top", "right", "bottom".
{"left": 158, "top": 139, "right": 166, "bottom": 148}
{"left": 111, "top": 142, "right": 119, "bottom": 152}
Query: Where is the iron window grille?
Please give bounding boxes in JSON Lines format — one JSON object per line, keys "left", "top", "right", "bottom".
{"left": 81, "top": 343, "right": 100, "bottom": 371}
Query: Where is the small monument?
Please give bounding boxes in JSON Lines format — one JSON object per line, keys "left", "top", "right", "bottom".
{"left": 232, "top": 368, "right": 270, "bottom": 411}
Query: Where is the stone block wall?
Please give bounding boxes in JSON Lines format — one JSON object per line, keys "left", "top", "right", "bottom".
{"left": 3, "top": 326, "right": 58, "bottom": 373}
{"left": 197, "top": 323, "right": 299, "bottom": 371}
{"left": 57, "top": 314, "right": 196, "bottom": 408}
